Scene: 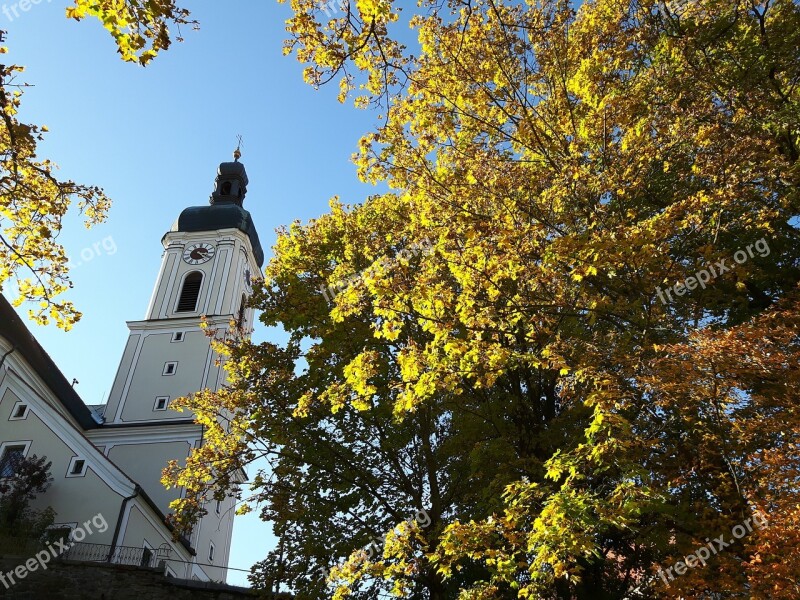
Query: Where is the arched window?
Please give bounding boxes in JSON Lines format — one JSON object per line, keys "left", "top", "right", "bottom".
{"left": 221, "top": 181, "right": 232, "bottom": 195}
{"left": 176, "top": 272, "right": 203, "bottom": 312}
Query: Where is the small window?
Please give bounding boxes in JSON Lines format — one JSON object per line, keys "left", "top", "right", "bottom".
{"left": 0, "top": 444, "right": 27, "bottom": 477}
{"left": 221, "top": 181, "right": 232, "bottom": 195}
{"left": 66, "top": 457, "right": 87, "bottom": 477}
{"left": 176, "top": 272, "right": 203, "bottom": 313}
{"left": 141, "top": 541, "right": 154, "bottom": 567}
{"left": 171, "top": 331, "right": 184, "bottom": 343}
{"left": 9, "top": 402, "right": 29, "bottom": 420}
{"left": 215, "top": 499, "right": 221, "bottom": 515}
{"left": 154, "top": 397, "right": 169, "bottom": 411}
{"left": 163, "top": 362, "right": 177, "bottom": 376}
{"left": 208, "top": 541, "right": 215, "bottom": 563}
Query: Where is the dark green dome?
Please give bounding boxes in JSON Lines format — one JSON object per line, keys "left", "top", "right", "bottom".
{"left": 171, "top": 203, "right": 264, "bottom": 267}
{"left": 168, "top": 155, "right": 264, "bottom": 267}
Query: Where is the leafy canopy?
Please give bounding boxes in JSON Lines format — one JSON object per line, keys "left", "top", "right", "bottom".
{"left": 163, "top": 0, "right": 800, "bottom": 598}
{"left": 0, "top": 0, "right": 192, "bottom": 327}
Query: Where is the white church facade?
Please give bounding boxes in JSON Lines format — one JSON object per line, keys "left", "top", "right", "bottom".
{"left": 0, "top": 153, "right": 263, "bottom": 582}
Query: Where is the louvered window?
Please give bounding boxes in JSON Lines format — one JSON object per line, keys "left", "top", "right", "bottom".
{"left": 177, "top": 272, "right": 202, "bottom": 312}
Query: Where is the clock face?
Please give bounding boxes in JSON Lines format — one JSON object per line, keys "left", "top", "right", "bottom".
{"left": 183, "top": 243, "right": 215, "bottom": 265}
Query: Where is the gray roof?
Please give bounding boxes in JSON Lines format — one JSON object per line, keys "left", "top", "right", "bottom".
{"left": 0, "top": 294, "right": 98, "bottom": 430}
{"left": 170, "top": 203, "right": 264, "bottom": 267}
{"left": 168, "top": 159, "right": 264, "bottom": 266}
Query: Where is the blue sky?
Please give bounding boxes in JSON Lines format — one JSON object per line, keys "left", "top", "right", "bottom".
{"left": 6, "top": 0, "right": 383, "bottom": 586}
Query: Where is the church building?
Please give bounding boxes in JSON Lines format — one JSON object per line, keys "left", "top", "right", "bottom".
{"left": 0, "top": 151, "right": 263, "bottom": 582}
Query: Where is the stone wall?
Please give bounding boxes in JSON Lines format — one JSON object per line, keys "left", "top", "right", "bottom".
{"left": 0, "top": 557, "right": 287, "bottom": 599}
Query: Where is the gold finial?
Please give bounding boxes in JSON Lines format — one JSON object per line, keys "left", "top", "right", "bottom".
{"left": 234, "top": 134, "right": 243, "bottom": 161}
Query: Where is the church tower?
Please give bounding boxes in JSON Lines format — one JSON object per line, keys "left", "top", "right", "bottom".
{"left": 104, "top": 150, "right": 263, "bottom": 425}
{"left": 88, "top": 150, "right": 264, "bottom": 581}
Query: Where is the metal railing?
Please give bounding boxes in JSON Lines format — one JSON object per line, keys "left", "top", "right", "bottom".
{"left": 62, "top": 542, "right": 171, "bottom": 569}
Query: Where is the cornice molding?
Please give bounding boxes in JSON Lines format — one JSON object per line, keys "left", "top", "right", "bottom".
{"left": 87, "top": 421, "right": 203, "bottom": 446}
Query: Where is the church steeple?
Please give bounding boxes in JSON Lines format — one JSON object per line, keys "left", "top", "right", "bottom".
{"left": 171, "top": 154, "right": 264, "bottom": 267}
{"left": 93, "top": 152, "right": 255, "bottom": 582}
{"left": 103, "top": 152, "right": 264, "bottom": 427}
{"left": 210, "top": 148, "right": 249, "bottom": 207}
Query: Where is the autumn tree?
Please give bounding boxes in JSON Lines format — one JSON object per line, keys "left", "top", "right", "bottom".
{"left": 0, "top": 454, "right": 54, "bottom": 540}
{"left": 65, "top": 0, "right": 195, "bottom": 65}
{"left": 165, "top": 0, "right": 800, "bottom": 598}
{"left": 0, "top": 0, "right": 191, "bottom": 328}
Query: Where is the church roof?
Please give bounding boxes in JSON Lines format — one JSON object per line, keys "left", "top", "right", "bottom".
{"left": 0, "top": 294, "right": 99, "bottom": 430}
{"left": 168, "top": 154, "right": 264, "bottom": 266}
{"left": 170, "top": 203, "right": 265, "bottom": 267}
{"left": 0, "top": 295, "right": 196, "bottom": 554}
